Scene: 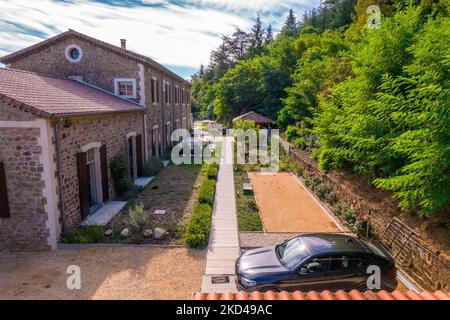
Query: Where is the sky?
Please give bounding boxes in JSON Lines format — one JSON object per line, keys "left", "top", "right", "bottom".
{"left": 0, "top": 0, "right": 321, "bottom": 79}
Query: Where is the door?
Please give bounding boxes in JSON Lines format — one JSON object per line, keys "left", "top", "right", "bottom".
{"left": 136, "top": 135, "right": 143, "bottom": 177}
{"left": 128, "top": 137, "right": 135, "bottom": 180}
{"left": 77, "top": 152, "right": 90, "bottom": 219}
{"left": 281, "top": 256, "right": 334, "bottom": 292}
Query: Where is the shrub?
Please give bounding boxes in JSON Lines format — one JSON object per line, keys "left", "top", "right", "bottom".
{"left": 184, "top": 203, "right": 212, "bottom": 248}
{"left": 110, "top": 153, "right": 132, "bottom": 196}
{"left": 316, "top": 183, "right": 332, "bottom": 200}
{"left": 129, "top": 204, "right": 148, "bottom": 234}
{"left": 198, "top": 179, "right": 215, "bottom": 206}
{"left": 63, "top": 226, "right": 105, "bottom": 244}
{"left": 294, "top": 137, "right": 307, "bottom": 150}
{"left": 207, "top": 163, "right": 219, "bottom": 179}
{"left": 143, "top": 157, "right": 163, "bottom": 177}
{"left": 285, "top": 125, "right": 301, "bottom": 142}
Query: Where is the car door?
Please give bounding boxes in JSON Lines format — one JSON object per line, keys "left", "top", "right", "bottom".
{"left": 280, "top": 255, "right": 333, "bottom": 292}
{"left": 323, "top": 255, "right": 365, "bottom": 291}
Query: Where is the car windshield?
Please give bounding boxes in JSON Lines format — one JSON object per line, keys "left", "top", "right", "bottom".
{"left": 276, "top": 238, "right": 310, "bottom": 270}
{"left": 363, "top": 241, "right": 388, "bottom": 259}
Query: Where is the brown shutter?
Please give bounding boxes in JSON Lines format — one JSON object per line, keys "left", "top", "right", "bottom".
{"left": 77, "top": 152, "right": 89, "bottom": 219}
{"left": 0, "top": 162, "right": 10, "bottom": 218}
{"left": 100, "top": 144, "right": 109, "bottom": 202}
{"left": 136, "top": 135, "right": 143, "bottom": 177}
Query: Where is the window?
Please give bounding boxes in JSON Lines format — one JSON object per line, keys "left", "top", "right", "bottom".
{"left": 114, "top": 78, "right": 137, "bottom": 99}
{"left": 182, "top": 88, "right": 186, "bottom": 104}
{"left": 164, "top": 82, "right": 171, "bottom": 104}
{"left": 65, "top": 44, "right": 83, "bottom": 63}
{"left": 301, "top": 256, "right": 332, "bottom": 274}
{"left": 175, "top": 86, "right": 179, "bottom": 104}
{"left": 276, "top": 238, "right": 310, "bottom": 270}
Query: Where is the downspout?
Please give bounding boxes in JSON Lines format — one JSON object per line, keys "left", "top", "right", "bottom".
{"left": 54, "top": 119, "right": 66, "bottom": 235}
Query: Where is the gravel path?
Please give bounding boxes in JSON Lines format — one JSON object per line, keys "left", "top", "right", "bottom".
{"left": 248, "top": 172, "right": 342, "bottom": 232}
{"left": 0, "top": 247, "right": 205, "bottom": 300}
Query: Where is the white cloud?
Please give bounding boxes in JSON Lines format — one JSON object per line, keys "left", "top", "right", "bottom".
{"left": 0, "top": 0, "right": 319, "bottom": 76}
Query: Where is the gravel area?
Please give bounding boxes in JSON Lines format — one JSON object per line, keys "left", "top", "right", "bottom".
{"left": 0, "top": 247, "right": 205, "bottom": 300}
{"left": 240, "top": 232, "right": 304, "bottom": 248}
{"left": 248, "top": 172, "right": 342, "bottom": 232}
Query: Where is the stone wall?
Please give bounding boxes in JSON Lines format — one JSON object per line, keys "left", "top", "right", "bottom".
{"left": 56, "top": 112, "right": 144, "bottom": 230}
{"left": 0, "top": 125, "right": 50, "bottom": 251}
{"left": 281, "top": 138, "right": 450, "bottom": 291}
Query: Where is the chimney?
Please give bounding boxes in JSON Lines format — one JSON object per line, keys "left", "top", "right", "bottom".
{"left": 120, "top": 39, "right": 126, "bottom": 50}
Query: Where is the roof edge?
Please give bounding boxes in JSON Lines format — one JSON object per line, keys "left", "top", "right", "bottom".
{"left": 0, "top": 29, "right": 191, "bottom": 84}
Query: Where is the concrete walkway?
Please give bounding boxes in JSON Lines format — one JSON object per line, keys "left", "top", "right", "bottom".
{"left": 201, "top": 137, "right": 240, "bottom": 292}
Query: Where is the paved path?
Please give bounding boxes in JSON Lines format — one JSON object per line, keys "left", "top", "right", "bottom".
{"left": 202, "top": 137, "right": 240, "bottom": 292}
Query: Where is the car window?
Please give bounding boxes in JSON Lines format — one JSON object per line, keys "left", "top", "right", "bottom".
{"left": 329, "top": 256, "right": 364, "bottom": 272}
{"left": 301, "top": 257, "right": 332, "bottom": 274}
{"left": 276, "top": 238, "right": 310, "bottom": 270}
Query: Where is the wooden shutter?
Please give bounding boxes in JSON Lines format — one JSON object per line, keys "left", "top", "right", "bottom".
{"left": 0, "top": 162, "right": 10, "bottom": 218}
{"left": 136, "top": 135, "right": 143, "bottom": 177}
{"left": 77, "top": 152, "right": 89, "bottom": 220}
{"left": 100, "top": 144, "right": 109, "bottom": 203}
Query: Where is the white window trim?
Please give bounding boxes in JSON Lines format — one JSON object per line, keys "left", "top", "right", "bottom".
{"left": 65, "top": 44, "right": 83, "bottom": 63}
{"left": 114, "top": 78, "right": 137, "bottom": 99}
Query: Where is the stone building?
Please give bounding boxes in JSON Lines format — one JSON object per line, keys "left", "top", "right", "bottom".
{"left": 0, "top": 31, "right": 191, "bottom": 251}
{"left": 0, "top": 29, "right": 193, "bottom": 159}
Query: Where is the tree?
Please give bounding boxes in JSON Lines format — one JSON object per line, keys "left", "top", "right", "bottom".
{"left": 265, "top": 24, "right": 273, "bottom": 44}
{"left": 249, "top": 15, "right": 265, "bottom": 56}
{"left": 282, "top": 9, "right": 298, "bottom": 36}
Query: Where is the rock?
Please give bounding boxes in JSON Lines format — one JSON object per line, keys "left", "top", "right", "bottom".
{"left": 120, "top": 228, "right": 129, "bottom": 238}
{"left": 104, "top": 229, "right": 113, "bottom": 236}
{"left": 153, "top": 227, "right": 167, "bottom": 240}
{"left": 143, "top": 229, "right": 153, "bottom": 238}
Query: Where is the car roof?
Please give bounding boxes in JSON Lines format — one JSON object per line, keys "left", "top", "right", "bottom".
{"left": 297, "top": 233, "right": 369, "bottom": 256}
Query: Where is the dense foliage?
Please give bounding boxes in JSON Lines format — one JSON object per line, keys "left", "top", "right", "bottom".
{"left": 192, "top": 0, "right": 449, "bottom": 217}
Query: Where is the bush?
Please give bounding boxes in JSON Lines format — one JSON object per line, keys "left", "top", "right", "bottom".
{"left": 184, "top": 203, "right": 212, "bottom": 248}
{"left": 63, "top": 226, "right": 105, "bottom": 244}
{"left": 285, "top": 125, "right": 301, "bottom": 142}
{"left": 207, "top": 163, "right": 219, "bottom": 179}
{"left": 294, "top": 137, "right": 307, "bottom": 150}
{"left": 198, "top": 179, "right": 215, "bottom": 206}
{"left": 110, "top": 153, "right": 132, "bottom": 196}
{"left": 316, "top": 183, "right": 332, "bottom": 200}
{"left": 129, "top": 204, "right": 148, "bottom": 234}
{"left": 143, "top": 157, "right": 163, "bottom": 177}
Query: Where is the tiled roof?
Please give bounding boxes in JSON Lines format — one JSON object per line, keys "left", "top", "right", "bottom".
{"left": 193, "top": 290, "right": 450, "bottom": 301}
{"left": 233, "top": 111, "right": 273, "bottom": 124}
{"left": 0, "top": 29, "right": 189, "bottom": 84}
{"left": 0, "top": 68, "right": 145, "bottom": 118}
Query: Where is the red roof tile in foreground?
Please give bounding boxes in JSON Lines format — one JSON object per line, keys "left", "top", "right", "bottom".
{"left": 0, "top": 68, "right": 144, "bottom": 118}
{"left": 233, "top": 111, "right": 273, "bottom": 125}
{"left": 193, "top": 290, "right": 450, "bottom": 301}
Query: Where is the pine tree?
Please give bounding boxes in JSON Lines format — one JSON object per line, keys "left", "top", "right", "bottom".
{"left": 249, "top": 15, "right": 265, "bottom": 56}
{"left": 265, "top": 24, "right": 273, "bottom": 44}
{"left": 282, "top": 9, "right": 298, "bottom": 36}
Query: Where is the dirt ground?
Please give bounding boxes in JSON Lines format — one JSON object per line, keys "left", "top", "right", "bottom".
{"left": 0, "top": 247, "right": 205, "bottom": 300}
{"left": 107, "top": 164, "right": 202, "bottom": 244}
{"left": 248, "top": 172, "right": 342, "bottom": 233}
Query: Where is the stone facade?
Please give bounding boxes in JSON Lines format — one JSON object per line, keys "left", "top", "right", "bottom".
{"left": 0, "top": 116, "right": 52, "bottom": 251}
{"left": 6, "top": 33, "right": 192, "bottom": 158}
{"left": 56, "top": 112, "right": 144, "bottom": 230}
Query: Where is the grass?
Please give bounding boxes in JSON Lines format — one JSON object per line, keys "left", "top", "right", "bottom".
{"left": 234, "top": 164, "right": 263, "bottom": 231}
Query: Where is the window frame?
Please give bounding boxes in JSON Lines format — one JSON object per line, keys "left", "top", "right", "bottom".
{"left": 64, "top": 44, "right": 83, "bottom": 63}
{"left": 114, "top": 78, "right": 137, "bottom": 99}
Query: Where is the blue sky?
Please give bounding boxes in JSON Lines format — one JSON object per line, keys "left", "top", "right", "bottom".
{"left": 0, "top": 0, "right": 321, "bottom": 78}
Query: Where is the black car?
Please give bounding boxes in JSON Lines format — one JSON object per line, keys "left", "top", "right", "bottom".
{"left": 236, "top": 233, "right": 397, "bottom": 292}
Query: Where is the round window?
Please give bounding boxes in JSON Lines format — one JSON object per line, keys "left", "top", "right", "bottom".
{"left": 65, "top": 44, "right": 83, "bottom": 63}
{"left": 69, "top": 48, "right": 80, "bottom": 60}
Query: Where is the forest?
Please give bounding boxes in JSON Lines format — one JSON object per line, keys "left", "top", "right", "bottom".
{"left": 191, "top": 0, "right": 450, "bottom": 217}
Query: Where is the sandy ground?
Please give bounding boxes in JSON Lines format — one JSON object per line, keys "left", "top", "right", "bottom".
{"left": 248, "top": 172, "right": 341, "bottom": 233}
{"left": 0, "top": 247, "right": 205, "bottom": 300}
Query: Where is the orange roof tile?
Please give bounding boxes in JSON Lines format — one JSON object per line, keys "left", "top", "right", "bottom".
{"left": 0, "top": 68, "right": 144, "bottom": 118}
{"left": 193, "top": 290, "right": 450, "bottom": 301}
